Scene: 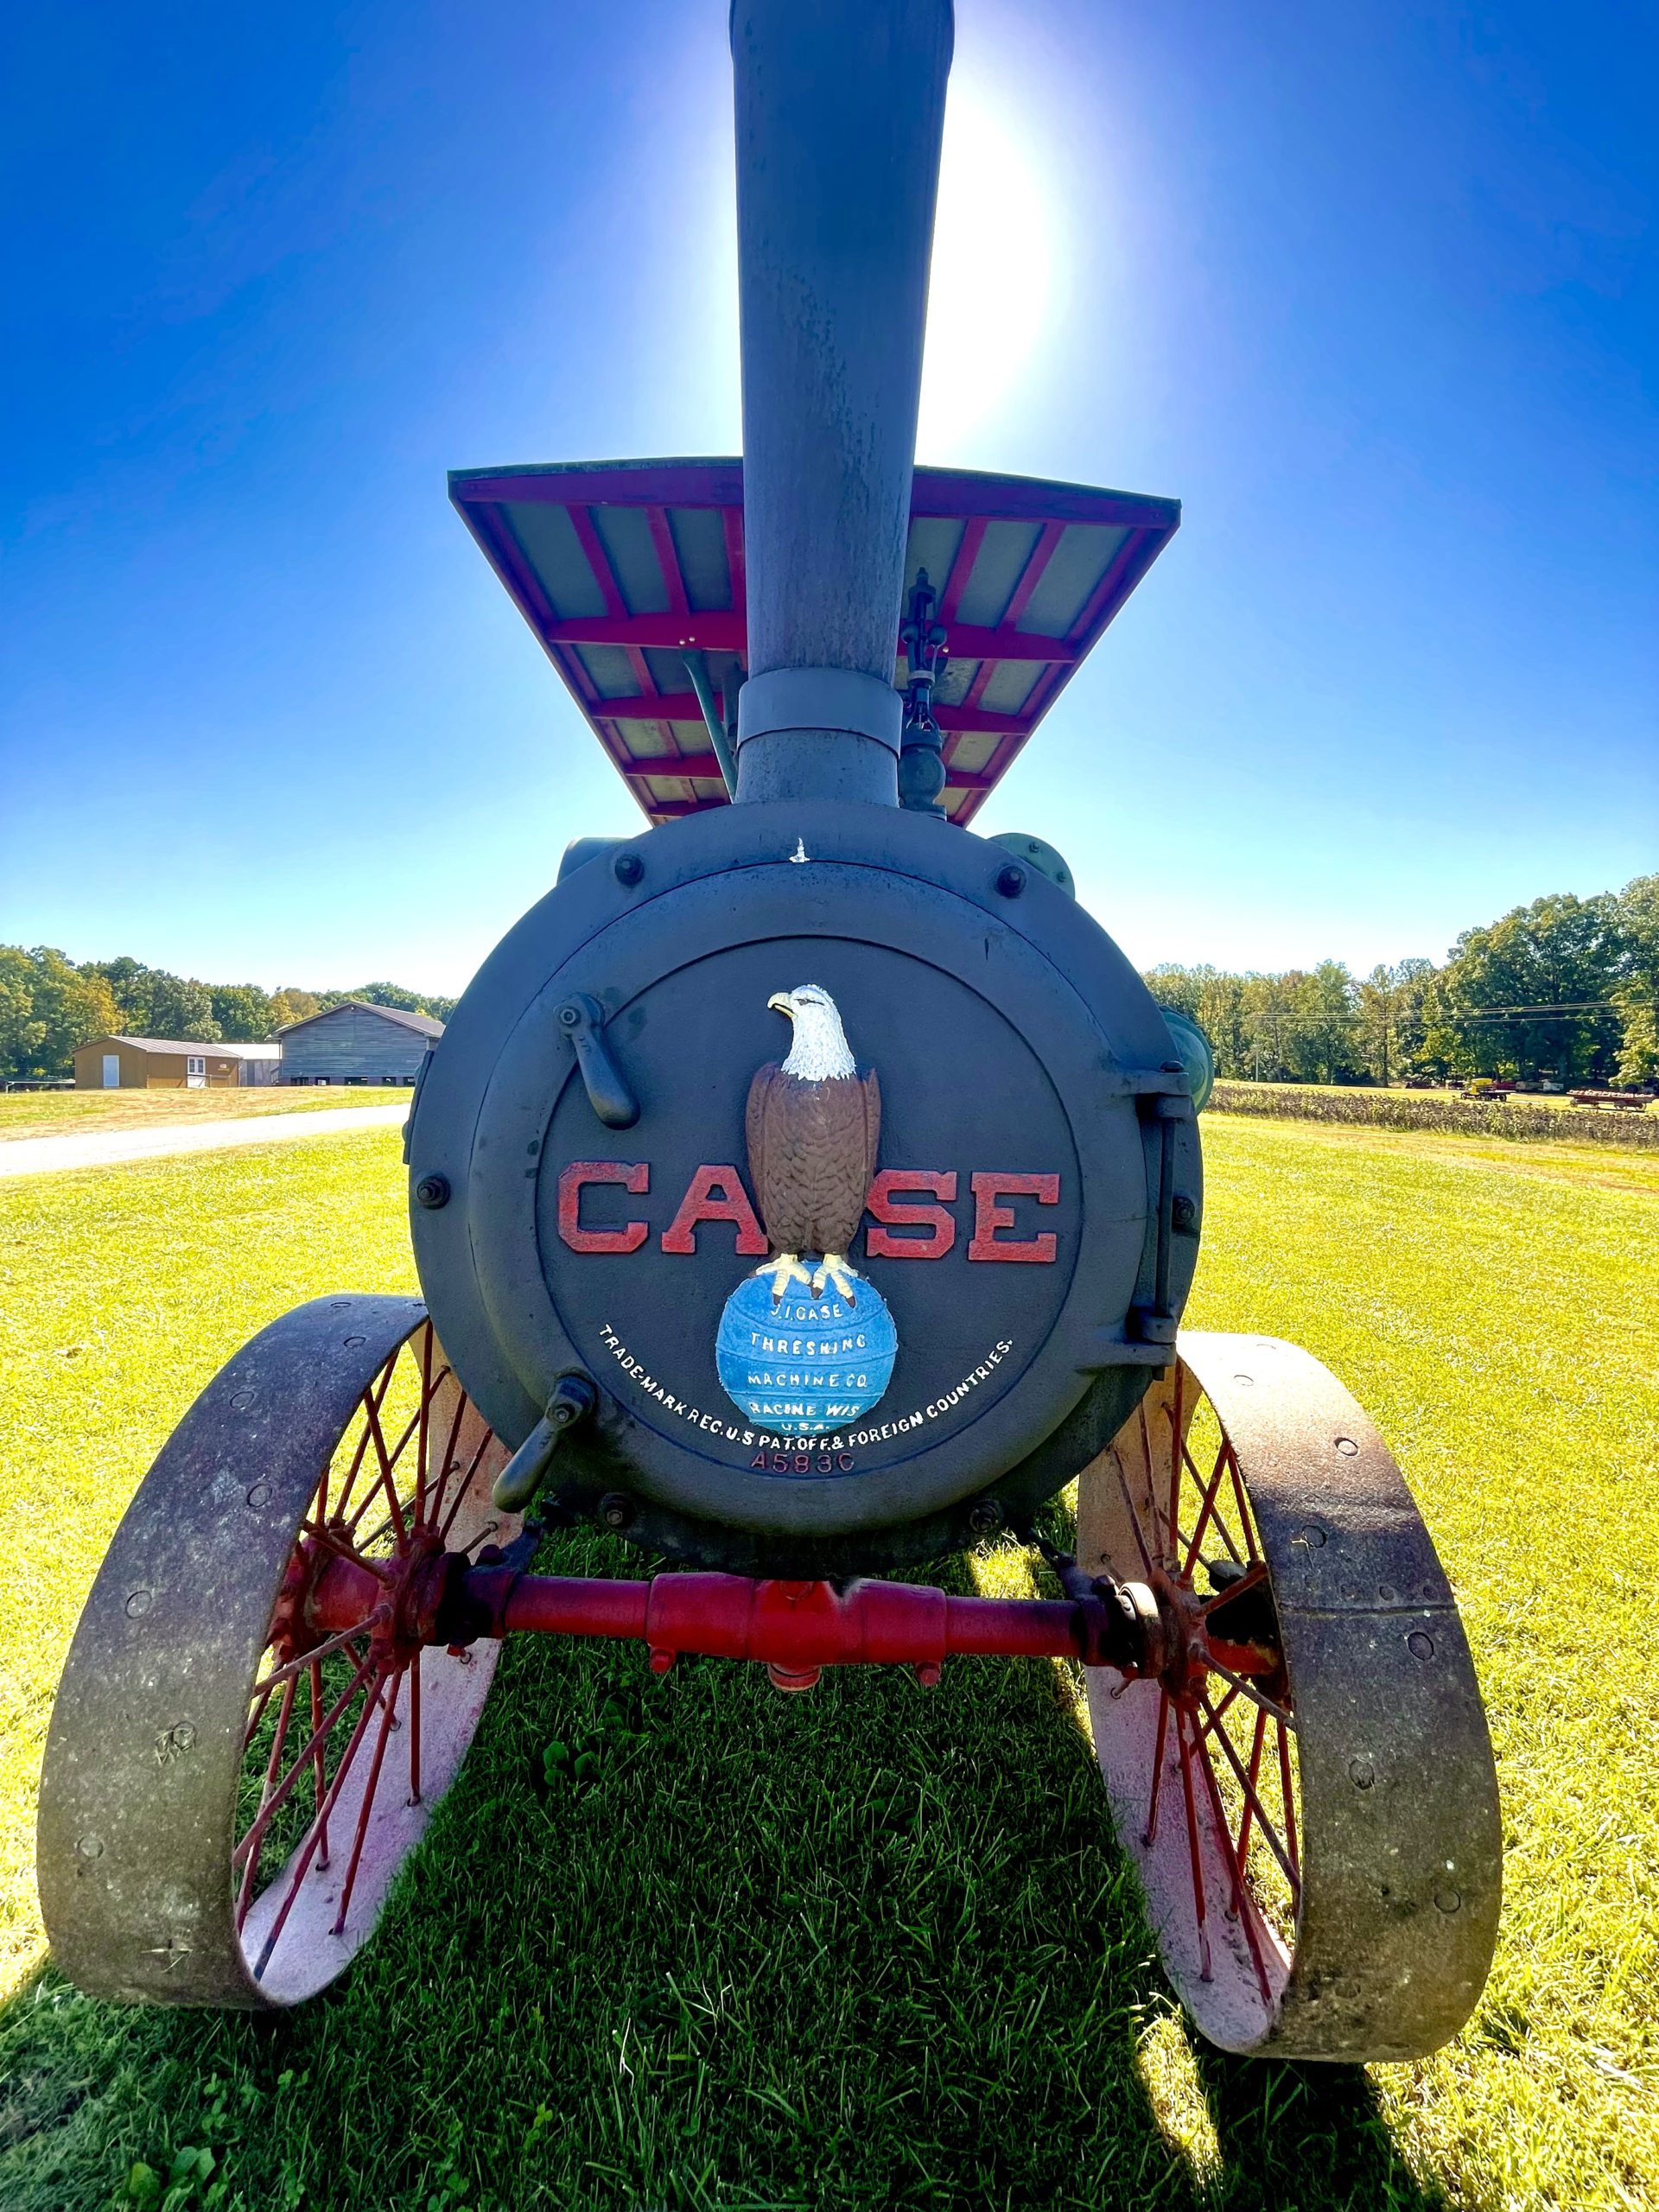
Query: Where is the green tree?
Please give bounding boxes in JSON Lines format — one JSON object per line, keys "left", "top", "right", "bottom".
{"left": 1283, "top": 962, "right": 1358, "bottom": 1084}
{"left": 1141, "top": 964, "right": 1206, "bottom": 1023}
{"left": 1357, "top": 958, "right": 1438, "bottom": 1084}
{"left": 0, "top": 947, "right": 118, "bottom": 1080}
{"left": 1613, "top": 874, "right": 1659, "bottom": 1085}
{"left": 269, "top": 988, "right": 321, "bottom": 1029}
{"left": 209, "top": 984, "right": 275, "bottom": 1040}
{"left": 149, "top": 972, "right": 219, "bottom": 1041}
{"left": 1195, "top": 971, "right": 1248, "bottom": 1078}
{"left": 90, "top": 959, "right": 219, "bottom": 1042}
{"left": 322, "top": 981, "right": 458, "bottom": 1022}
{"left": 1425, "top": 893, "right": 1622, "bottom": 1084}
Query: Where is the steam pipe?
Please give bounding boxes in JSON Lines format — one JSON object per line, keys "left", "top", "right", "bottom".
{"left": 729, "top": 0, "right": 955, "bottom": 807}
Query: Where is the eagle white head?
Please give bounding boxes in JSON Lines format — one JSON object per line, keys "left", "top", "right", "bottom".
{"left": 767, "top": 983, "right": 856, "bottom": 1081}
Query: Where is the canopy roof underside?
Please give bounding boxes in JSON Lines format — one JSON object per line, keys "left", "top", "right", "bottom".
{"left": 449, "top": 458, "right": 1179, "bottom": 827}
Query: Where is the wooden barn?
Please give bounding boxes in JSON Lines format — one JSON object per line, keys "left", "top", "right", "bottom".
{"left": 275, "top": 1001, "right": 443, "bottom": 1085}
{"left": 73, "top": 1037, "right": 281, "bottom": 1090}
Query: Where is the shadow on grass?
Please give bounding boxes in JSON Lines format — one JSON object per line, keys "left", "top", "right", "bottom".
{"left": 3, "top": 1533, "right": 1446, "bottom": 2212}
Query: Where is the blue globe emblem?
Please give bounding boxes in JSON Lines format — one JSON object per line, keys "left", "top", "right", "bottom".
{"left": 715, "top": 1270, "right": 898, "bottom": 1438}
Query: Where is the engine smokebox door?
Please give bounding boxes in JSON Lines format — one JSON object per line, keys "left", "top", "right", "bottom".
{"left": 409, "top": 801, "right": 1198, "bottom": 1573}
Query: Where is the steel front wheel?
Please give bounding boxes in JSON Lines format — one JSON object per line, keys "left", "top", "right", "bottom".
{"left": 39, "top": 1296, "right": 515, "bottom": 2008}
{"left": 1077, "top": 1331, "right": 1500, "bottom": 2060}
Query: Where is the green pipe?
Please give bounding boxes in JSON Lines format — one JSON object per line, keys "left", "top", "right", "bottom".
{"left": 683, "top": 653, "right": 738, "bottom": 795}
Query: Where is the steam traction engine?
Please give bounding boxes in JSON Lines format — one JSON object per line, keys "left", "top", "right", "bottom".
{"left": 39, "top": 0, "right": 1499, "bottom": 2058}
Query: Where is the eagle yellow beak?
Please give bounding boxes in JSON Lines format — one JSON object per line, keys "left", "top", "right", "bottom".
{"left": 766, "top": 992, "right": 795, "bottom": 1018}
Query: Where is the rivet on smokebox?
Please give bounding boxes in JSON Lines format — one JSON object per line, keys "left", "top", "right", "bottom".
{"left": 613, "top": 850, "right": 644, "bottom": 885}
{"left": 994, "top": 863, "right": 1027, "bottom": 899}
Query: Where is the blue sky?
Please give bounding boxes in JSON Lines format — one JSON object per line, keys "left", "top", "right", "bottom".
{"left": 2, "top": 0, "right": 1653, "bottom": 995}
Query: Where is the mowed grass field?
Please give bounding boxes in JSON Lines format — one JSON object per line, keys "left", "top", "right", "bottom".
{"left": 1, "top": 1116, "right": 1656, "bottom": 2210}
{"left": 0, "top": 1089, "right": 413, "bottom": 1141}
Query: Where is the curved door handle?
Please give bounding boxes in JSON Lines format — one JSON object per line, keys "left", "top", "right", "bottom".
{"left": 557, "top": 994, "right": 639, "bottom": 1128}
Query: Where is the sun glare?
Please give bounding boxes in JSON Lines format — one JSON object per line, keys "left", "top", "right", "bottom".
{"left": 918, "top": 74, "right": 1062, "bottom": 461}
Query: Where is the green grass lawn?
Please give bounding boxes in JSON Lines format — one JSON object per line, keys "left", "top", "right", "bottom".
{"left": 0, "top": 1090, "right": 413, "bottom": 1141}
{"left": 2, "top": 1116, "right": 1655, "bottom": 2209}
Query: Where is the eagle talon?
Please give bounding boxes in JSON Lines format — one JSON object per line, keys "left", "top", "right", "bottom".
{"left": 759, "top": 1252, "right": 814, "bottom": 1300}
{"left": 811, "top": 1255, "right": 860, "bottom": 1303}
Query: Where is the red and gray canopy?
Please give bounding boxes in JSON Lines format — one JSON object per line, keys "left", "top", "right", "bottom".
{"left": 451, "top": 458, "right": 1179, "bottom": 826}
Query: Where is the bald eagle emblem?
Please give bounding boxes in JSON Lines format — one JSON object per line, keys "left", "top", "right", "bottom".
{"left": 747, "top": 983, "right": 881, "bottom": 1304}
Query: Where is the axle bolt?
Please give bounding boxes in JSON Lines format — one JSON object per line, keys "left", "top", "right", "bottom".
{"left": 967, "top": 1498, "right": 1003, "bottom": 1535}
{"left": 600, "top": 1491, "right": 634, "bottom": 1530}
{"left": 613, "top": 850, "right": 644, "bottom": 886}
{"left": 994, "top": 863, "right": 1027, "bottom": 899}
{"left": 415, "top": 1174, "right": 450, "bottom": 1211}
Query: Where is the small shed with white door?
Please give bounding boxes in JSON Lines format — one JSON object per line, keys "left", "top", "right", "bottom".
{"left": 73, "top": 1037, "right": 282, "bottom": 1090}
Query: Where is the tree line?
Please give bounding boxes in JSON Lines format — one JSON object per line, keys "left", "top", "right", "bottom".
{"left": 4, "top": 874, "right": 1655, "bottom": 1088}
{"left": 1144, "top": 876, "right": 1658, "bottom": 1089}
{"left": 0, "top": 950, "right": 458, "bottom": 1084}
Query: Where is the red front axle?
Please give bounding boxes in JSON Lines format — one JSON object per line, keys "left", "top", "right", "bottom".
{"left": 304, "top": 1539, "right": 1160, "bottom": 1692}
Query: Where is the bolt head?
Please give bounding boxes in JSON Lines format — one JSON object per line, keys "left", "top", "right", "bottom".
{"left": 557, "top": 1003, "right": 582, "bottom": 1028}
{"left": 613, "top": 851, "right": 644, "bottom": 886}
{"left": 599, "top": 1491, "right": 633, "bottom": 1530}
{"left": 967, "top": 1498, "right": 1003, "bottom": 1535}
{"left": 415, "top": 1173, "right": 451, "bottom": 1211}
{"left": 995, "top": 863, "right": 1027, "bottom": 899}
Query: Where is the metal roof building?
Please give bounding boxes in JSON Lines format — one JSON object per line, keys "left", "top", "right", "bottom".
{"left": 274, "top": 1001, "right": 444, "bottom": 1086}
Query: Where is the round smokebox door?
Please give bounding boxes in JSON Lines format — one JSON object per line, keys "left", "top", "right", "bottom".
{"left": 458, "top": 855, "right": 1160, "bottom": 1554}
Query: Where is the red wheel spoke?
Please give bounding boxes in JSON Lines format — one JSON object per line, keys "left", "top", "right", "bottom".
{"left": 301, "top": 1520, "right": 391, "bottom": 1576}
{"left": 408, "top": 1656, "right": 423, "bottom": 1806}
{"left": 251, "top": 1614, "right": 382, "bottom": 1700}
{"left": 1180, "top": 1441, "right": 1243, "bottom": 1567}
{"left": 1173, "top": 1704, "right": 1213, "bottom": 1982}
{"left": 1181, "top": 1441, "right": 1235, "bottom": 1578}
{"left": 1198, "top": 1692, "right": 1301, "bottom": 1904}
{"left": 343, "top": 1395, "right": 415, "bottom": 1544}
{"left": 1197, "top": 1682, "right": 1241, "bottom": 1743}
{"left": 414, "top": 1328, "right": 435, "bottom": 1523}
{"left": 1135, "top": 1401, "right": 1171, "bottom": 1565}
{"left": 422, "top": 1384, "right": 468, "bottom": 1534}
{"left": 1143, "top": 1690, "right": 1172, "bottom": 1845}
{"left": 438, "top": 1428, "right": 494, "bottom": 1541}
{"left": 1110, "top": 1449, "right": 1156, "bottom": 1575}
{"left": 244, "top": 1678, "right": 276, "bottom": 1752}
{"left": 333, "top": 1358, "right": 399, "bottom": 1522}
{"left": 235, "top": 1675, "right": 299, "bottom": 1932}
{"left": 1205, "top": 1656, "right": 1295, "bottom": 1733}
{"left": 233, "top": 1656, "right": 375, "bottom": 1872}
{"left": 1277, "top": 1719, "right": 1301, "bottom": 1886}
{"left": 308, "top": 1659, "right": 331, "bottom": 1869}
{"left": 1234, "top": 1701, "right": 1270, "bottom": 1870}
{"left": 331, "top": 1669, "right": 403, "bottom": 1936}
{"left": 1228, "top": 1452, "right": 1260, "bottom": 1562}
{"left": 1190, "top": 1711, "right": 1274, "bottom": 2004}
{"left": 1166, "top": 1367, "right": 1185, "bottom": 1567}
{"left": 251, "top": 1668, "right": 385, "bottom": 1980}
